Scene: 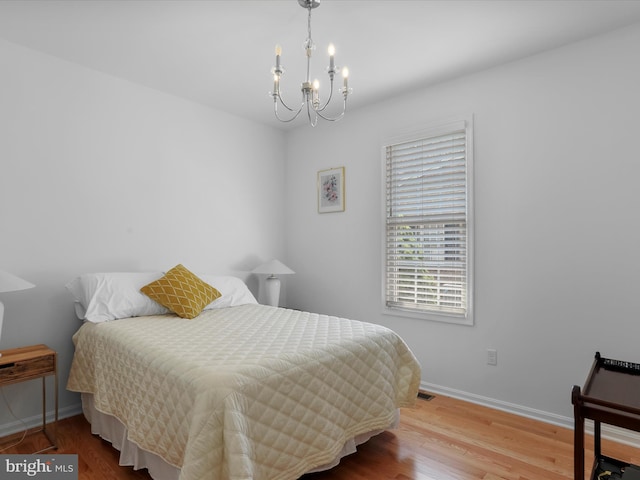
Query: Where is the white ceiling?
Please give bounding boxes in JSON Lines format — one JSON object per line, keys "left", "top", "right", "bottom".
{"left": 1, "top": 0, "right": 640, "bottom": 130}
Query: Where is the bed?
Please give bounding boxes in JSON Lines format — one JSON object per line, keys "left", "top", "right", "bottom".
{"left": 66, "top": 268, "right": 421, "bottom": 480}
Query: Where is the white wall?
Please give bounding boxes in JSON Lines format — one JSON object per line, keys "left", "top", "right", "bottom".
{"left": 0, "top": 38, "right": 286, "bottom": 430}
{"left": 2, "top": 17, "right": 639, "bottom": 439}
{"left": 284, "top": 23, "right": 640, "bottom": 424}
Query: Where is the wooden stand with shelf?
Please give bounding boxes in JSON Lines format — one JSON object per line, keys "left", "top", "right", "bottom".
{"left": 572, "top": 352, "right": 640, "bottom": 480}
{"left": 0, "top": 344, "right": 58, "bottom": 451}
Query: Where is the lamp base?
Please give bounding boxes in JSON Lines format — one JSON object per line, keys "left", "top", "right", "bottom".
{"left": 264, "top": 276, "right": 281, "bottom": 307}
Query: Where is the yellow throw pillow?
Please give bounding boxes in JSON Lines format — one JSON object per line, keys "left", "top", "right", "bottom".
{"left": 140, "top": 264, "right": 221, "bottom": 319}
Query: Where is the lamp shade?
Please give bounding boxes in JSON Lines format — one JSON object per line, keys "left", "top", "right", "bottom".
{"left": 0, "top": 270, "right": 35, "bottom": 293}
{"left": 251, "top": 259, "right": 295, "bottom": 276}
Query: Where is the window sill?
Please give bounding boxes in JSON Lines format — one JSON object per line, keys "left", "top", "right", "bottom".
{"left": 382, "top": 306, "right": 473, "bottom": 326}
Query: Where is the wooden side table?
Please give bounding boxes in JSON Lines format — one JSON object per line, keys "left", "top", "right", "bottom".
{"left": 572, "top": 352, "right": 640, "bottom": 480}
{"left": 0, "top": 344, "right": 58, "bottom": 451}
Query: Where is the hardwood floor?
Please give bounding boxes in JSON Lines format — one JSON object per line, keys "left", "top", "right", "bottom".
{"left": 1, "top": 394, "right": 639, "bottom": 479}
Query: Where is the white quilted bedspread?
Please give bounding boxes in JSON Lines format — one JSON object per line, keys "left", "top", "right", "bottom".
{"left": 67, "top": 304, "right": 421, "bottom": 480}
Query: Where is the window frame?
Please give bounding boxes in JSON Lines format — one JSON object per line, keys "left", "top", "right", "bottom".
{"left": 381, "top": 115, "right": 474, "bottom": 326}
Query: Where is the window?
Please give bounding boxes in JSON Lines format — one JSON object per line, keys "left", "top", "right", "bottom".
{"left": 383, "top": 117, "right": 473, "bottom": 325}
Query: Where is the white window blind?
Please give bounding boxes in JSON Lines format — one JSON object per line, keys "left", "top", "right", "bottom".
{"left": 384, "top": 119, "right": 472, "bottom": 323}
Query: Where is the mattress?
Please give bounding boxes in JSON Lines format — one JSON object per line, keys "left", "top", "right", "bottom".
{"left": 67, "top": 304, "right": 421, "bottom": 480}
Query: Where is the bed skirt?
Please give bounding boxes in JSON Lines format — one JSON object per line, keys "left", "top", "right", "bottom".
{"left": 81, "top": 393, "right": 398, "bottom": 479}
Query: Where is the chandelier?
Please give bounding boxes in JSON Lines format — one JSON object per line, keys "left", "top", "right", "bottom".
{"left": 270, "top": 0, "right": 351, "bottom": 126}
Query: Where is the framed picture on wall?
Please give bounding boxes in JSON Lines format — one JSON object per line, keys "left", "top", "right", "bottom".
{"left": 318, "top": 167, "right": 345, "bottom": 213}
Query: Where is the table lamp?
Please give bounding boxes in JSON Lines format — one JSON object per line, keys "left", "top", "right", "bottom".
{"left": 252, "top": 259, "right": 294, "bottom": 307}
{"left": 0, "top": 270, "right": 35, "bottom": 356}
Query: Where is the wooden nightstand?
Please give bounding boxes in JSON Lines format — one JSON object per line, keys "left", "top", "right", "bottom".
{"left": 0, "top": 344, "right": 58, "bottom": 451}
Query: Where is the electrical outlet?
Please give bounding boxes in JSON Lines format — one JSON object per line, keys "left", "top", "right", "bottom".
{"left": 487, "top": 349, "right": 498, "bottom": 366}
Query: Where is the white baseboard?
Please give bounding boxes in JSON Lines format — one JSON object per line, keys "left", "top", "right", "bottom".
{"left": 0, "top": 403, "right": 83, "bottom": 439}
{"left": 421, "top": 381, "right": 640, "bottom": 448}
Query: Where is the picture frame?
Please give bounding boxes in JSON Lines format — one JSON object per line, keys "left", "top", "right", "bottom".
{"left": 317, "top": 167, "right": 345, "bottom": 213}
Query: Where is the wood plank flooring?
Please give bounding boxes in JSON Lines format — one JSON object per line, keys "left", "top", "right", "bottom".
{"left": 1, "top": 394, "right": 639, "bottom": 479}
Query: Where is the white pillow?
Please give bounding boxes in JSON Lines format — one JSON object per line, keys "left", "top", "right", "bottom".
{"left": 66, "top": 272, "right": 170, "bottom": 322}
{"left": 199, "top": 275, "right": 257, "bottom": 309}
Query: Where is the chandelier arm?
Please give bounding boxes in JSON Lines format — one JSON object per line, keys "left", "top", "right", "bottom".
{"left": 314, "top": 97, "right": 347, "bottom": 122}
{"left": 316, "top": 77, "right": 336, "bottom": 113}
{"left": 276, "top": 94, "right": 302, "bottom": 113}
{"left": 274, "top": 97, "right": 305, "bottom": 122}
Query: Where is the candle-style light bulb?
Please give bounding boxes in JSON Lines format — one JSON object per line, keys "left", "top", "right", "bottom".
{"left": 342, "top": 67, "right": 349, "bottom": 94}
{"left": 313, "top": 79, "right": 320, "bottom": 91}
{"left": 275, "top": 44, "right": 282, "bottom": 71}
{"left": 328, "top": 43, "right": 335, "bottom": 72}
